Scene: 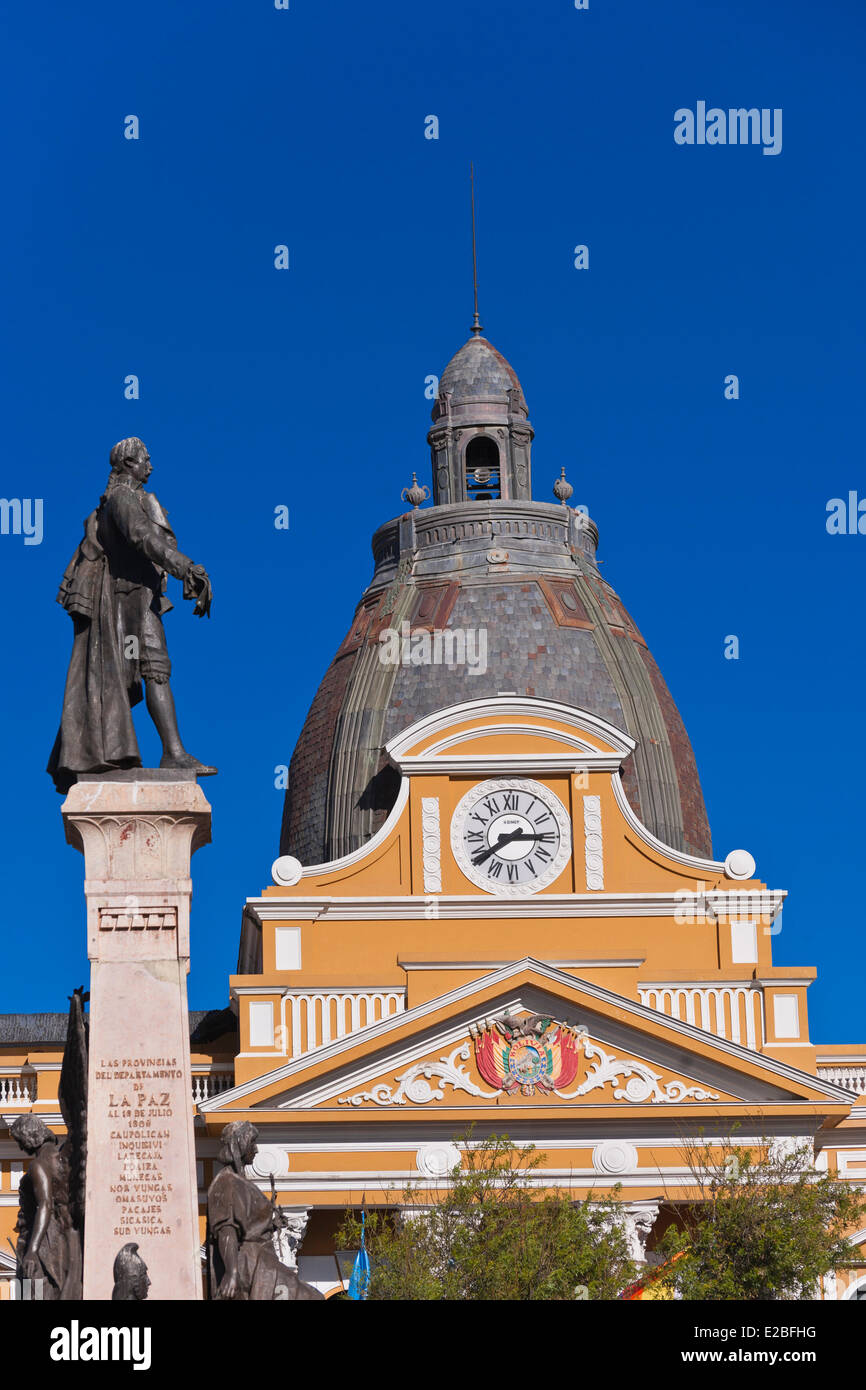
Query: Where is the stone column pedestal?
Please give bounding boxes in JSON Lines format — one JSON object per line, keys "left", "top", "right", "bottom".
{"left": 62, "top": 773, "right": 211, "bottom": 1301}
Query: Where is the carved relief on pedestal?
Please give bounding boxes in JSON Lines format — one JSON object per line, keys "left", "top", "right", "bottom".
{"left": 63, "top": 782, "right": 211, "bottom": 882}
{"left": 98, "top": 903, "right": 178, "bottom": 932}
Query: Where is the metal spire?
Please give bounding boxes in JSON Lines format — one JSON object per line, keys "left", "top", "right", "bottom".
{"left": 470, "top": 162, "right": 483, "bottom": 336}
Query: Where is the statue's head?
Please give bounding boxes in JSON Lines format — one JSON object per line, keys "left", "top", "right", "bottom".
{"left": 219, "top": 1120, "right": 259, "bottom": 1173}
{"left": 111, "top": 1242, "right": 150, "bottom": 1301}
{"left": 10, "top": 1115, "right": 57, "bottom": 1155}
{"left": 109, "top": 436, "right": 151, "bottom": 486}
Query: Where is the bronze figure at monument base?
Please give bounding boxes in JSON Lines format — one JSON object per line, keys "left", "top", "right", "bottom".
{"left": 208, "top": 1123, "right": 324, "bottom": 1301}
{"left": 11, "top": 1117, "right": 82, "bottom": 1301}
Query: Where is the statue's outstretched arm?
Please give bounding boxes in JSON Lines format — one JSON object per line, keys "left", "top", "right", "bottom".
{"left": 109, "top": 490, "right": 195, "bottom": 582}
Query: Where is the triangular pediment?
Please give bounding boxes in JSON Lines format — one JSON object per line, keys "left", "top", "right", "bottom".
{"left": 202, "top": 960, "right": 852, "bottom": 1118}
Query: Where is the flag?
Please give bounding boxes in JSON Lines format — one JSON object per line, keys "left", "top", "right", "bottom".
{"left": 346, "top": 1211, "right": 370, "bottom": 1300}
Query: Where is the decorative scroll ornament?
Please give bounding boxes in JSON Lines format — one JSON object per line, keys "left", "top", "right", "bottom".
{"left": 556, "top": 1037, "right": 720, "bottom": 1105}
{"left": 337, "top": 1017, "right": 720, "bottom": 1110}
{"left": 337, "top": 1043, "right": 496, "bottom": 1108}
{"left": 469, "top": 1012, "right": 583, "bottom": 1096}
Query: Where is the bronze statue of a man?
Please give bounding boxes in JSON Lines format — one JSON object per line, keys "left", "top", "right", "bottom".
{"left": 208, "top": 1122, "right": 324, "bottom": 1300}
{"left": 48, "top": 436, "right": 215, "bottom": 792}
{"left": 11, "top": 1116, "right": 82, "bottom": 1300}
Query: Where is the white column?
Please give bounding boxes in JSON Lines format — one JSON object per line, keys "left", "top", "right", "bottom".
{"left": 64, "top": 775, "right": 210, "bottom": 1301}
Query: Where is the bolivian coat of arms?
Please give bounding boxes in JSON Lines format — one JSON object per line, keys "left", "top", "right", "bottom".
{"left": 469, "top": 1012, "right": 583, "bottom": 1096}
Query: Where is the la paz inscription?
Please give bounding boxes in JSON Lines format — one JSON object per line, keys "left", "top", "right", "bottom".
{"left": 98, "top": 1055, "right": 184, "bottom": 1240}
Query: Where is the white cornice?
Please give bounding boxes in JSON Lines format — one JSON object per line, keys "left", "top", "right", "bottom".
{"left": 640, "top": 980, "right": 762, "bottom": 991}
{"left": 405, "top": 721, "right": 622, "bottom": 757}
{"left": 705, "top": 892, "right": 786, "bottom": 920}
{"left": 384, "top": 698, "right": 637, "bottom": 761}
{"left": 397, "top": 722, "right": 622, "bottom": 756}
{"left": 755, "top": 978, "right": 814, "bottom": 989}
{"left": 232, "top": 984, "right": 404, "bottom": 997}
{"left": 201, "top": 957, "right": 854, "bottom": 1112}
{"left": 2, "top": 1112, "right": 62, "bottom": 1127}
{"left": 246, "top": 891, "right": 785, "bottom": 922}
{"left": 398, "top": 958, "right": 645, "bottom": 971}
{"left": 641, "top": 977, "right": 810, "bottom": 991}
{"left": 396, "top": 753, "right": 623, "bottom": 774}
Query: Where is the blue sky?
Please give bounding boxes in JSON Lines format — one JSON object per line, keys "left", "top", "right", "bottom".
{"left": 1, "top": 0, "right": 864, "bottom": 1041}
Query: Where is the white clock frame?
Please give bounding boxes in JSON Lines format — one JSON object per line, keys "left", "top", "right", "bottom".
{"left": 449, "top": 777, "right": 572, "bottom": 896}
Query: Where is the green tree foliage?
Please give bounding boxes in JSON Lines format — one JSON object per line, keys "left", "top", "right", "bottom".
{"left": 336, "top": 1133, "right": 636, "bottom": 1300}
{"left": 657, "top": 1134, "right": 866, "bottom": 1301}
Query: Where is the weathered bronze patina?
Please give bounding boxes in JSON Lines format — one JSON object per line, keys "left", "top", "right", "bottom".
{"left": 11, "top": 1116, "right": 81, "bottom": 1300}
{"left": 112, "top": 1243, "right": 151, "bottom": 1300}
{"left": 207, "top": 1122, "right": 324, "bottom": 1300}
{"left": 11, "top": 988, "right": 89, "bottom": 1300}
{"left": 48, "top": 436, "right": 215, "bottom": 791}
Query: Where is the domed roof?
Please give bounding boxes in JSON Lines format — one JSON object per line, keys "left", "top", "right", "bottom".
{"left": 437, "top": 335, "right": 527, "bottom": 411}
{"left": 279, "top": 333, "right": 712, "bottom": 868}
{"left": 280, "top": 510, "right": 712, "bottom": 867}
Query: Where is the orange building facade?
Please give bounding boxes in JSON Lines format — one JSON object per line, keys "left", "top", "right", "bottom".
{"left": 2, "top": 330, "right": 865, "bottom": 1298}
{"left": 5, "top": 695, "right": 865, "bottom": 1297}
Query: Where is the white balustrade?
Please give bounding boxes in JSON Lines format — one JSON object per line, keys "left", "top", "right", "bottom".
{"left": 283, "top": 990, "right": 405, "bottom": 1058}
{"left": 190, "top": 1069, "right": 234, "bottom": 1104}
{"left": 639, "top": 984, "right": 763, "bottom": 1050}
{"left": 816, "top": 1065, "right": 866, "bottom": 1097}
{"left": 0, "top": 1072, "right": 36, "bottom": 1105}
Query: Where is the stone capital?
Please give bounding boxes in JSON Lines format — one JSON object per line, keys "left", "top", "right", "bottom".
{"left": 61, "top": 778, "right": 211, "bottom": 965}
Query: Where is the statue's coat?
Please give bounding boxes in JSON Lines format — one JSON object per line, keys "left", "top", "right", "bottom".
{"left": 47, "top": 481, "right": 193, "bottom": 792}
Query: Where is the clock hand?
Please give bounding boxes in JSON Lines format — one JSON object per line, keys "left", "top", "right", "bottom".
{"left": 471, "top": 832, "right": 515, "bottom": 866}
{"left": 471, "top": 830, "right": 551, "bottom": 866}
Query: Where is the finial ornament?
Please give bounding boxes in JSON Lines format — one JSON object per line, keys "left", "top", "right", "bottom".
{"left": 470, "top": 162, "right": 483, "bottom": 336}
{"left": 402, "top": 472, "right": 431, "bottom": 509}
{"left": 553, "top": 467, "right": 574, "bottom": 505}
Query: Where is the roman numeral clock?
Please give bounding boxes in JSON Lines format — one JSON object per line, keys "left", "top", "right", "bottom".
{"left": 450, "top": 778, "right": 572, "bottom": 895}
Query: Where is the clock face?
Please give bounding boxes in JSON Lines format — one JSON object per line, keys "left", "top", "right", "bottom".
{"left": 450, "top": 778, "right": 572, "bottom": 896}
